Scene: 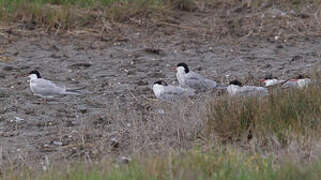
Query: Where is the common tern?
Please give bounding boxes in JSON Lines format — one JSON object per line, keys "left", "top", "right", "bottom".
{"left": 152, "top": 80, "right": 195, "bottom": 102}
{"left": 175, "top": 63, "right": 217, "bottom": 91}
{"left": 27, "top": 70, "right": 82, "bottom": 102}
{"left": 259, "top": 75, "right": 285, "bottom": 87}
{"left": 281, "top": 74, "right": 311, "bottom": 89}
{"left": 227, "top": 80, "right": 268, "bottom": 97}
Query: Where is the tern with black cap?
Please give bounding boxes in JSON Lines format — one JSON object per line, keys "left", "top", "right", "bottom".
{"left": 27, "top": 70, "right": 83, "bottom": 103}
{"left": 175, "top": 62, "right": 217, "bottom": 91}
{"left": 152, "top": 80, "right": 195, "bottom": 102}
{"left": 227, "top": 80, "right": 268, "bottom": 97}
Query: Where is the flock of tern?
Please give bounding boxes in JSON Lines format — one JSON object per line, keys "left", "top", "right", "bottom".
{"left": 152, "top": 63, "right": 312, "bottom": 102}
{"left": 26, "top": 62, "right": 312, "bottom": 103}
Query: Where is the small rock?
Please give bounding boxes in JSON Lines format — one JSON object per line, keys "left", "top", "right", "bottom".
{"left": 14, "top": 117, "right": 24, "bottom": 122}
{"left": 120, "top": 156, "right": 131, "bottom": 164}
{"left": 52, "top": 141, "right": 63, "bottom": 146}
{"left": 290, "top": 55, "right": 302, "bottom": 62}
{"left": 136, "top": 80, "right": 148, "bottom": 86}
{"left": 79, "top": 108, "right": 88, "bottom": 114}
{"left": 3, "top": 66, "right": 14, "bottom": 71}
{"left": 13, "top": 51, "right": 19, "bottom": 56}
{"left": 156, "top": 109, "right": 165, "bottom": 114}
{"left": 111, "top": 138, "right": 119, "bottom": 149}
{"left": 147, "top": 72, "right": 165, "bottom": 78}
{"left": 69, "top": 63, "right": 92, "bottom": 69}
{"left": 263, "top": 64, "right": 272, "bottom": 68}
{"left": 196, "top": 66, "right": 202, "bottom": 71}
{"left": 144, "top": 48, "right": 166, "bottom": 56}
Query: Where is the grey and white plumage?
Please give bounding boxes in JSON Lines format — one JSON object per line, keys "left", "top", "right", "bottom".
{"left": 260, "top": 76, "right": 285, "bottom": 87}
{"left": 175, "top": 63, "right": 217, "bottom": 91}
{"left": 152, "top": 80, "right": 195, "bottom": 102}
{"left": 28, "top": 70, "right": 81, "bottom": 99}
{"left": 281, "top": 75, "right": 311, "bottom": 89}
{"left": 227, "top": 80, "right": 268, "bottom": 97}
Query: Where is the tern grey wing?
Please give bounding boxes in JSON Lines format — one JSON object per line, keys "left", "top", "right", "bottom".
{"left": 204, "top": 78, "right": 217, "bottom": 88}
{"left": 240, "top": 86, "right": 268, "bottom": 97}
{"left": 281, "top": 81, "right": 298, "bottom": 89}
{"left": 160, "top": 86, "right": 194, "bottom": 101}
{"left": 185, "top": 72, "right": 208, "bottom": 90}
{"left": 32, "top": 79, "right": 65, "bottom": 96}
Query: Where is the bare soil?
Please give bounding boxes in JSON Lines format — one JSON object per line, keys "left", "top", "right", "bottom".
{"left": 0, "top": 6, "right": 321, "bottom": 170}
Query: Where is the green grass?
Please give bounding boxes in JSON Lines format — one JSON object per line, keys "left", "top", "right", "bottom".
{"left": 4, "top": 81, "right": 321, "bottom": 179}
{"left": 206, "top": 83, "right": 321, "bottom": 145}
{"left": 0, "top": 0, "right": 166, "bottom": 29}
{"left": 4, "top": 148, "right": 321, "bottom": 180}
{"left": 1, "top": 0, "right": 320, "bottom": 30}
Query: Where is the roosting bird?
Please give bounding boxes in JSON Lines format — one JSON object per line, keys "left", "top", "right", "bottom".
{"left": 27, "top": 70, "right": 82, "bottom": 103}
{"left": 152, "top": 80, "right": 195, "bottom": 102}
{"left": 175, "top": 62, "right": 218, "bottom": 91}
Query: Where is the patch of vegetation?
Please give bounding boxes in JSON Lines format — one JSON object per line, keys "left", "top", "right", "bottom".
{"left": 0, "top": 0, "right": 185, "bottom": 29}
{"left": 5, "top": 148, "right": 321, "bottom": 180}
{"left": 206, "top": 82, "right": 321, "bottom": 146}
{"left": 1, "top": 0, "right": 321, "bottom": 32}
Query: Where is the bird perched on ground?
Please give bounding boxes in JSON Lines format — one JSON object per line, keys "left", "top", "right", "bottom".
{"left": 175, "top": 62, "right": 218, "bottom": 91}
{"left": 260, "top": 75, "right": 285, "bottom": 87}
{"left": 281, "top": 74, "right": 311, "bottom": 89}
{"left": 227, "top": 80, "right": 268, "bottom": 97}
{"left": 152, "top": 80, "right": 195, "bottom": 102}
{"left": 27, "top": 70, "right": 82, "bottom": 102}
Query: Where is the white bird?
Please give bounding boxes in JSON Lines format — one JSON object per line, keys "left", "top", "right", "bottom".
{"left": 27, "top": 70, "right": 82, "bottom": 102}
{"left": 152, "top": 80, "right": 195, "bottom": 102}
{"left": 227, "top": 80, "right": 268, "bottom": 97}
{"left": 175, "top": 63, "right": 217, "bottom": 91}
{"left": 281, "top": 75, "right": 311, "bottom": 89}
{"left": 294, "top": 75, "right": 311, "bottom": 88}
{"left": 259, "top": 76, "right": 285, "bottom": 87}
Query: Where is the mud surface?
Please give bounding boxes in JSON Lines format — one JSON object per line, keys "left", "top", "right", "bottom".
{"left": 0, "top": 11, "right": 321, "bottom": 169}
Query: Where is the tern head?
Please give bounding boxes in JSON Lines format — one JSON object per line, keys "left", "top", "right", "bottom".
{"left": 295, "top": 74, "right": 309, "bottom": 79}
{"left": 154, "top": 80, "right": 168, "bottom": 86}
{"left": 176, "top": 63, "right": 189, "bottom": 73}
{"left": 28, "top": 70, "right": 41, "bottom": 79}
{"left": 290, "top": 74, "right": 309, "bottom": 82}
{"left": 229, "top": 80, "right": 242, "bottom": 87}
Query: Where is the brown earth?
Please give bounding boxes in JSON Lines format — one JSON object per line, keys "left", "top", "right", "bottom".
{"left": 0, "top": 4, "right": 321, "bottom": 170}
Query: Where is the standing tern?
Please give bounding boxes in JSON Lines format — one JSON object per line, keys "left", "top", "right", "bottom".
{"left": 227, "top": 80, "right": 268, "bottom": 97}
{"left": 152, "top": 80, "right": 195, "bottom": 102}
{"left": 27, "top": 70, "right": 82, "bottom": 102}
{"left": 175, "top": 62, "right": 217, "bottom": 91}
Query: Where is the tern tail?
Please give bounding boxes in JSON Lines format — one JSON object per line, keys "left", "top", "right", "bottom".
{"left": 64, "top": 86, "right": 86, "bottom": 95}
{"left": 63, "top": 90, "right": 80, "bottom": 95}
{"left": 66, "top": 86, "right": 86, "bottom": 91}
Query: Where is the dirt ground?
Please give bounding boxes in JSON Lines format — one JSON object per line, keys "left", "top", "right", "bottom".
{"left": 0, "top": 6, "right": 321, "bottom": 170}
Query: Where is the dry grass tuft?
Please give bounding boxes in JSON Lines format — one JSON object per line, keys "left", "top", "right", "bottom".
{"left": 1, "top": 0, "right": 321, "bottom": 39}
{"left": 205, "top": 82, "right": 321, "bottom": 146}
